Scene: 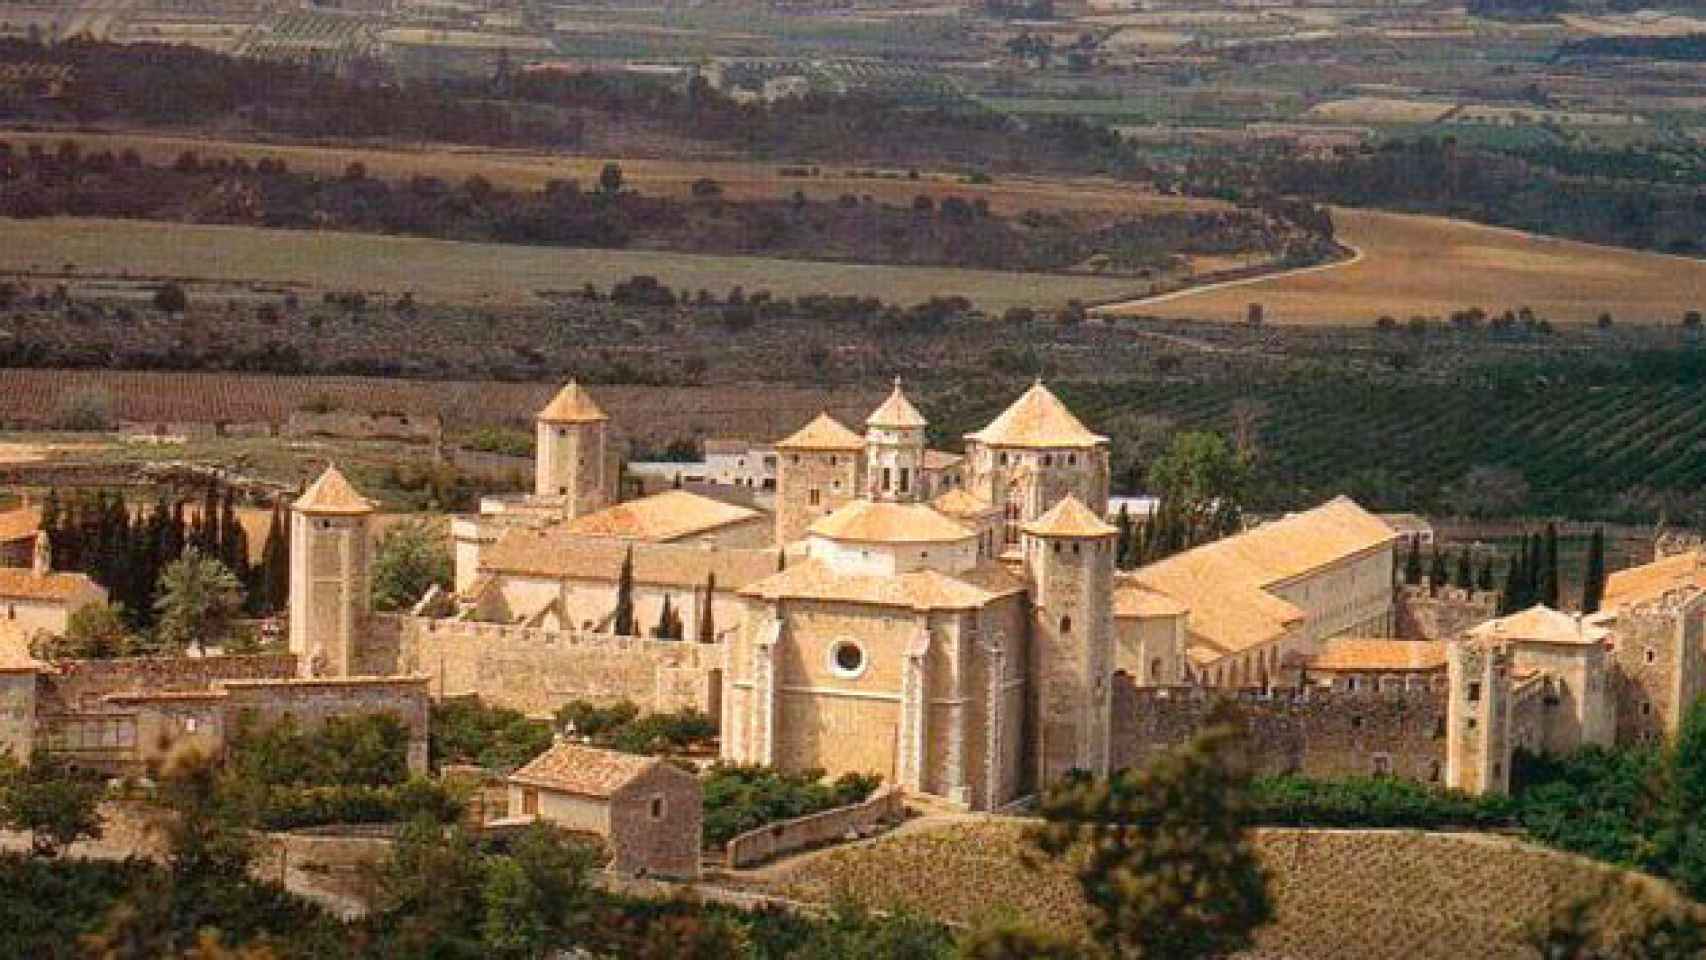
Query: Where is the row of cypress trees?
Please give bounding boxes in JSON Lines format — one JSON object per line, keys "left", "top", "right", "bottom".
{"left": 1398, "top": 523, "right": 1610, "bottom": 616}
{"left": 610, "top": 546, "right": 719, "bottom": 642}
{"left": 39, "top": 484, "right": 290, "bottom": 629}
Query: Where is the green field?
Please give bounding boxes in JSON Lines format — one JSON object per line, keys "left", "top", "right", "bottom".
{"left": 0, "top": 217, "right": 1144, "bottom": 313}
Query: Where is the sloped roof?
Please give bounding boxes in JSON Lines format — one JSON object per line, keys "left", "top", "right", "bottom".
{"left": 740, "top": 558, "right": 1025, "bottom": 611}
{"left": 1112, "top": 577, "right": 1188, "bottom": 619}
{"left": 537, "top": 381, "right": 608, "bottom": 423}
{"left": 561, "top": 490, "right": 760, "bottom": 542}
{"left": 931, "top": 488, "right": 996, "bottom": 518}
{"left": 1023, "top": 495, "right": 1117, "bottom": 538}
{"left": 509, "top": 742, "right": 666, "bottom": 798}
{"left": 922, "top": 450, "right": 964, "bottom": 470}
{"left": 293, "top": 465, "right": 375, "bottom": 516}
{"left": 1307, "top": 638, "right": 1447, "bottom": 672}
{"left": 0, "top": 567, "right": 100, "bottom": 602}
{"left": 1602, "top": 550, "right": 1706, "bottom": 610}
{"left": 866, "top": 379, "right": 927, "bottom": 430}
{"left": 1470, "top": 604, "right": 1610, "bottom": 646}
{"left": 1129, "top": 497, "right": 1396, "bottom": 659}
{"left": 480, "top": 530, "right": 780, "bottom": 590}
{"left": 0, "top": 506, "right": 42, "bottom": 543}
{"left": 808, "top": 500, "right": 972, "bottom": 544}
{"left": 965, "top": 381, "right": 1107, "bottom": 449}
{"left": 776, "top": 413, "right": 864, "bottom": 452}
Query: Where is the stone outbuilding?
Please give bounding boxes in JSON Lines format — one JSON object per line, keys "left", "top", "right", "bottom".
{"left": 507, "top": 742, "right": 702, "bottom": 878}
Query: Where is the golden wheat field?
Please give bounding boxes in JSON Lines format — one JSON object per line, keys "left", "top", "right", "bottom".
{"left": 1099, "top": 207, "right": 1706, "bottom": 325}
{"left": 0, "top": 128, "right": 1223, "bottom": 219}
{"left": 0, "top": 216, "right": 1143, "bottom": 312}
{"left": 774, "top": 820, "right": 1698, "bottom": 960}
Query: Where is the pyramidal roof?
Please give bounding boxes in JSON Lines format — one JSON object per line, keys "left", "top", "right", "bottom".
{"left": 537, "top": 381, "right": 608, "bottom": 423}
{"left": 294, "top": 465, "right": 375, "bottom": 516}
{"left": 809, "top": 499, "right": 972, "bottom": 544}
{"left": 777, "top": 412, "right": 865, "bottom": 451}
{"left": 966, "top": 380, "right": 1108, "bottom": 449}
{"left": 1022, "top": 494, "right": 1117, "bottom": 538}
{"left": 1469, "top": 604, "right": 1609, "bottom": 645}
{"left": 931, "top": 487, "right": 996, "bottom": 517}
{"left": 866, "top": 378, "right": 928, "bottom": 430}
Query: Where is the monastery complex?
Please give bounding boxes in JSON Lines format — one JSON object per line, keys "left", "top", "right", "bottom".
{"left": 4, "top": 379, "right": 1706, "bottom": 810}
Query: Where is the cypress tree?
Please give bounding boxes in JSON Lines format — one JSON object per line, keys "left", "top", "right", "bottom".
{"left": 1583, "top": 526, "right": 1607, "bottom": 614}
{"left": 259, "top": 500, "right": 289, "bottom": 615}
{"left": 1501, "top": 543, "right": 1526, "bottom": 615}
{"left": 653, "top": 594, "right": 674, "bottom": 639}
{"left": 1403, "top": 534, "right": 1423, "bottom": 586}
{"left": 1116, "top": 505, "right": 1134, "bottom": 569}
{"left": 198, "top": 484, "right": 221, "bottom": 555}
{"left": 1428, "top": 543, "right": 1448, "bottom": 592}
{"left": 1454, "top": 545, "right": 1473, "bottom": 590}
{"left": 39, "top": 488, "right": 60, "bottom": 559}
{"left": 1541, "top": 522, "right": 1560, "bottom": 609}
{"left": 697, "top": 573, "right": 716, "bottom": 643}
{"left": 1477, "top": 555, "right": 1495, "bottom": 592}
{"left": 167, "top": 498, "right": 187, "bottom": 562}
{"left": 613, "top": 546, "right": 635, "bottom": 636}
{"left": 1524, "top": 532, "right": 1543, "bottom": 608}
{"left": 220, "top": 487, "right": 246, "bottom": 580}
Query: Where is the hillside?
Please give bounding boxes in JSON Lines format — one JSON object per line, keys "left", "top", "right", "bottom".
{"left": 774, "top": 819, "right": 1697, "bottom": 959}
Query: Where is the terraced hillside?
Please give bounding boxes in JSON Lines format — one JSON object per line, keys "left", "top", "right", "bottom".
{"left": 775, "top": 820, "right": 1697, "bottom": 960}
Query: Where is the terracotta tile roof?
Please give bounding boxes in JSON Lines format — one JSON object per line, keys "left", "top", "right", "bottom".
{"left": 537, "top": 381, "right": 608, "bottom": 423}
{"left": 0, "top": 567, "right": 99, "bottom": 602}
{"left": 931, "top": 488, "right": 996, "bottom": 517}
{"left": 922, "top": 450, "right": 964, "bottom": 470}
{"left": 0, "top": 506, "right": 42, "bottom": 543}
{"left": 1307, "top": 638, "right": 1447, "bottom": 672}
{"left": 1112, "top": 576, "right": 1188, "bottom": 618}
{"left": 776, "top": 413, "right": 864, "bottom": 452}
{"left": 293, "top": 465, "right": 375, "bottom": 516}
{"left": 561, "top": 490, "right": 760, "bottom": 542}
{"left": 509, "top": 742, "right": 661, "bottom": 798}
{"left": 965, "top": 381, "right": 1107, "bottom": 449}
{"left": 481, "top": 530, "right": 780, "bottom": 590}
{"left": 1130, "top": 497, "right": 1395, "bottom": 659}
{"left": 1023, "top": 495, "right": 1117, "bottom": 538}
{"left": 1469, "top": 605, "right": 1610, "bottom": 646}
{"left": 866, "top": 379, "right": 928, "bottom": 429}
{"left": 808, "top": 500, "right": 972, "bottom": 544}
{"left": 740, "top": 558, "right": 1025, "bottom": 611}
{"left": 1603, "top": 550, "right": 1706, "bottom": 609}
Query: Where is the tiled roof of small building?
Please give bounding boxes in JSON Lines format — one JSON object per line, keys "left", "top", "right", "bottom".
{"left": 1469, "top": 604, "right": 1609, "bottom": 645}
{"left": 740, "top": 558, "right": 1025, "bottom": 611}
{"left": 561, "top": 490, "right": 760, "bottom": 542}
{"left": 808, "top": 500, "right": 972, "bottom": 544}
{"left": 1602, "top": 550, "right": 1706, "bottom": 610}
{"left": 1307, "top": 638, "right": 1447, "bottom": 672}
{"left": 537, "top": 381, "right": 608, "bottom": 423}
{"left": 481, "top": 530, "right": 779, "bottom": 590}
{"left": 931, "top": 488, "right": 996, "bottom": 517}
{"left": 0, "top": 506, "right": 41, "bottom": 543}
{"left": 776, "top": 413, "right": 865, "bottom": 452}
{"left": 0, "top": 567, "right": 98, "bottom": 602}
{"left": 293, "top": 465, "right": 375, "bottom": 516}
{"left": 866, "top": 379, "right": 928, "bottom": 429}
{"left": 965, "top": 380, "right": 1107, "bottom": 449}
{"left": 1023, "top": 495, "right": 1117, "bottom": 538}
{"left": 509, "top": 742, "right": 662, "bottom": 798}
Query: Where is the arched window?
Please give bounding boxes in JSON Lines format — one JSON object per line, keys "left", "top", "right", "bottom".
{"left": 1150, "top": 657, "right": 1163, "bottom": 683}
{"left": 1060, "top": 615, "right": 1072, "bottom": 635}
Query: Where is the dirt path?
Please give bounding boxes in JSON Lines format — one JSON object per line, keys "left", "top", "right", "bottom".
{"left": 1092, "top": 239, "right": 1365, "bottom": 317}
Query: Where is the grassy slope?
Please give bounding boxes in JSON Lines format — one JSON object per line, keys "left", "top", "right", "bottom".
{"left": 775, "top": 819, "right": 1695, "bottom": 960}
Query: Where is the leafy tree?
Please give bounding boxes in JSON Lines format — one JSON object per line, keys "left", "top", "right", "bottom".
{"left": 153, "top": 549, "right": 243, "bottom": 653}
{"left": 0, "top": 752, "right": 104, "bottom": 857}
{"left": 791, "top": 897, "right": 955, "bottom": 960}
{"left": 371, "top": 518, "right": 453, "bottom": 612}
{"left": 1583, "top": 526, "right": 1607, "bottom": 614}
{"left": 1140, "top": 431, "right": 1250, "bottom": 564}
{"left": 36, "top": 601, "right": 135, "bottom": 659}
{"left": 1030, "top": 700, "right": 1272, "bottom": 959}
{"left": 1455, "top": 545, "right": 1475, "bottom": 590}
{"left": 957, "top": 919, "right": 1089, "bottom": 959}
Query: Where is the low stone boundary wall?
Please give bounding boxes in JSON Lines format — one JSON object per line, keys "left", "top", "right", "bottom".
{"left": 724, "top": 785, "right": 903, "bottom": 869}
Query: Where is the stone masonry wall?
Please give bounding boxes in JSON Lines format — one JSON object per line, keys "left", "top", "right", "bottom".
{"left": 392, "top": 616, "right": 722, "bottom": 716}
{"left": 36, "top": 654, "right": 298, "bottom": 713}
{"left": 1111, "top": 679, "right": 1448, "bottom": 784}
{"left": 1396, "top": 583, "right": 1499, "bottom": 641}
{"left": 724, "top": 784, "right": 903, "bottom": 868}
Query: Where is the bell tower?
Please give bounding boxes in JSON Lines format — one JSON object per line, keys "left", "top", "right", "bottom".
{"left": 289, "top": 465, "right": 374, "bottom": 678}
{"left": 536, "top": 380, "right": 609, "bottom": 520}
{"left": 1023, "top": 494, "right": 1117, "bottom": 786}
{"left": 864, "top": 378, "right": 927, "bottom": 503}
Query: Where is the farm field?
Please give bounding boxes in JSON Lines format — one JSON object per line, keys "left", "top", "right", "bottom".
{"left": 774, "top": 819, "right": 1695, "bottom": 959}
{"left": 0, "top": 128, "right": 1223, "bottom": 219}
{"left": 0, "top": 217, "right": 1146, "bottom": 312}
{"left": 1099, "top": 207, "right": 1706, "bottom": 325}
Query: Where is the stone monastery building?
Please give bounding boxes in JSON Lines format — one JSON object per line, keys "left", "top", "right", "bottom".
{"left": 280, "top": 380, "right": 1706, "bottom": 807}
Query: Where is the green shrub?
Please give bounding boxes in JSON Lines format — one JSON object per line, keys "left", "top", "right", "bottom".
{"left": 227, "top": 711, "right": 410, "bottom": 788}
{"left": 431, "top": 698, "right": 554, "bottom": 773}
{"left": 255, "top": 778, "right": 465, "bottom": 831}
{"left": 700, "top": 764, "right": 881, "bottom": 848}
{"left": 1248, "top": 775, "right": 1512, "bottom": 829}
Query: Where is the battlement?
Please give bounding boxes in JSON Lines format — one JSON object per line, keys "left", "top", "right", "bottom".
{"left": 1396, "top": 581, "right": 1500, "bottom": 641}
{"left": 404, "top": 617, "right": 725, "bottom": 668}
{"left": 1126, "top": 683, "right": 1443, "bottom": 707}
{"left": 1398, "top": 582, "right": 1500, "bottom": 606}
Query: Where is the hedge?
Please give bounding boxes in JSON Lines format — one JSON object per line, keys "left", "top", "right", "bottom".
{"left": 256, "top": 777, "right": 465, "bottom": 831}
{"left": 1247, "top": 775, "right": 1514, "bottom": 830}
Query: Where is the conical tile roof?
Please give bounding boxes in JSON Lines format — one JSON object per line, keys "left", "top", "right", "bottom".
{"left": 294, "top": 465, "right": 375, "bottom": 516}
{"left": 967, "top": 380, "right": 1106, "bottom": 449}
{"left": 866, "top": 378, "right": 927, "bottom": 430}
{"left": 1022, "top": 494, "right": 1116, "bottom": 538}
{"left": 537, "top": 381, "right": 608, "bottom": 423}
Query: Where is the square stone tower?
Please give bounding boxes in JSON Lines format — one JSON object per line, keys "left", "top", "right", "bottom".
{"left": 1445, "top": 637, "right": 1512, "bottom": 795}
{"left": 289, "top": 465, "right": 374, "bottom": 679}
{"left": 1023, "top": 494, "right": 1118, "bottom": 787}
{"left": 773, "top": 413, "right": 865, "bottom": 547}
{"left": 535, "top": 380, "right": 609, "bottom": 520}
{"left": 863, "top": 379, "right": 929, "bottom": 503}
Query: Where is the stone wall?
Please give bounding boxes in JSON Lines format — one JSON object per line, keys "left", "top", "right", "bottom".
{"left": 36, "top": 654, "right": 298, "bottom": 713}
{"left": 390, "top": 616, "right": 722, "bottom": 716}
{"left": 724, "top": 784, "right": 903, "bottom": 868}
{"left": 1111, "top": 679, "right": 1448, "bottom": 784}
{"left": 285, "top": 410, "right": 442, "bottom": 445}
{"left": 0, "top": 670, "right": 36, "bottom": 760}
{"left": 220, "top": 676, "right": 432, "bottom": 774}
{"left": 1396, "top": 583, "right": 1499, "bottom": 641}
{"left": 1609, "top": 588, "right": 1706, "bottom": 744}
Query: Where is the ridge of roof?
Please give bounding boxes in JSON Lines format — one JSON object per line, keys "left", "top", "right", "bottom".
{"left": 560, "top": 489, "right": 759, "bottom": 542}
{"left": 508, "top": 742, "right": 664, "bottom": 797}
{"left": 1023, "top": 494, "right": 1117, "bottom": 538}
{"left": 739, "top": 557, "right": 1025, "bottom": 610}
{"left": 1469, "top": 604, "right": 1610, "bottom": 645}
{"left": 0, "top": 567, "right": 100, "bottom": 602}
{"left": 866, "top": 378, "right": 928, "bottom": 430}
{"left": 776, "top": 412, "right": 865, "bottom": 451}
{"left": 808, "top": 499, "right": 973, "bottom": 544}
{"left": 480, "top": 530, "right": 780, "bottom": 590}
{"left": 537, "top": 380, "right": 608, "bottom": 423}
{"left": 965, "top": 380, "right": 1108, "bottom": 449}
{"left": 1307, "top": 638, "right": 1448, "bottom": 672}
{"left": 931, "top": 487, "right": 996, "bottom": 517}
{"left": 293, "top": 465, "right": 375, "bottom": 516}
